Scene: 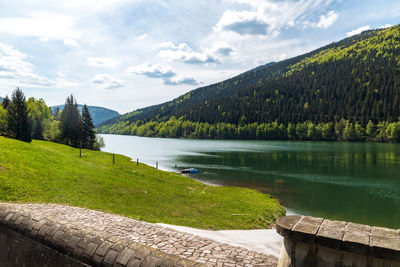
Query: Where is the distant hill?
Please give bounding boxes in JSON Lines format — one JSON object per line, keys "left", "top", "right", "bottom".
{"left": 99, "top": 24, "right": 400, "bottom": 134}
{"left": 0, "top": 96, "right": 3, "bottom": 102}
{"left": 51, "top": 105, "right": 120, "bottom": 126}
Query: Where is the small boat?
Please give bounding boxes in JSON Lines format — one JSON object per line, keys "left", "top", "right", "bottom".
{"left": 181, "top": 168, "right": 199, "bottom": 174}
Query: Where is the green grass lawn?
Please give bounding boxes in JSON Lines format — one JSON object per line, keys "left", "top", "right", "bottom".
{"left": 0, "top": 137, "right": 285, "bottom": 229}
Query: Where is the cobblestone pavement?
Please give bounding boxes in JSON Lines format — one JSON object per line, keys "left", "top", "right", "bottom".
{"left": 0, "top": 203, "right": 278, "bottom": 267}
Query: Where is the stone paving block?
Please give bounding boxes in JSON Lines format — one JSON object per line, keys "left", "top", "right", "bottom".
{"left": 371, "top": 235, "right": 400, "bottom": 261}
{"left": 84, "top": 241, "right": 101, "bottom": 258}
{"left": 292, "top": 217, "right": 322, "bottom": 244}
{"left": 115, "top": 248, "right": 135, "bottom": 266}
{"left": 38, "top": 223, "right": 51, "bottom": 237}
{"left": 96, "top": 241, "right": 114, "bottom": 257}
{"left": 4, "top": 212, "right": 14, "bottom": 223}
{"left": 317, "top": 219, "right": 346, "bottom": 249}
{"left": 9, "top": 212, "right": 19, "bottom": 224}
{"left": 343, "top": 223, "right": 371, "bottom": 255}
{"left": 67, "top": 234, "right": 82, "bottom": 249}
{"left": 33, "top": 219, "right": 47, "bottom": 231}
{"left": 126, "top": 256, "right": 142, "bottom": 267}
{"left": 103, "top": 249, "right": 120, "bottom": 266}
{"left": 275, "top": 215, "right": 302, "bottom": 238}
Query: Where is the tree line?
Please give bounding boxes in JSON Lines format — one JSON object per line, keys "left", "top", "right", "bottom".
{"left": 0, "top": 88, "right": 103, "bottom": 150}
{"left": 98, "top": 116, "right": 400, "bottom": 143}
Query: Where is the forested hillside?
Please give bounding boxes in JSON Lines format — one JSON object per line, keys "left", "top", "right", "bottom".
{"left": 52, "top": 105, "right": 120, "bottom": 126}
{"left": 99, "top": 24, "right": 400, "bottom": 142}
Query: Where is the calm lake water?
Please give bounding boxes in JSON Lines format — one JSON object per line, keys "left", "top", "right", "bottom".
{"left": 100, "top": 134, "right": 400, "bottom": 228}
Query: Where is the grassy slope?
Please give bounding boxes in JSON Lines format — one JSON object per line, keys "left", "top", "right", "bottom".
{"left": 0, "top": 137, "right": 285, "bottom": 229}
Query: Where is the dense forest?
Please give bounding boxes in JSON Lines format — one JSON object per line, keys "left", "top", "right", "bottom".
{"left": 99, "top": 116, "right": 400, "bottom": 142}
{"left": 0, "top": 89, "right": 103, "bottom": 150}
{"left": 99, "top": 24, "right": 400, "bottom": 142}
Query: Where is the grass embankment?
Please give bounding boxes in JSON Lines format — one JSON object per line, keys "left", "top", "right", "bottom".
{"left": 0, "top": 137, "right": 285, "bottom": 229}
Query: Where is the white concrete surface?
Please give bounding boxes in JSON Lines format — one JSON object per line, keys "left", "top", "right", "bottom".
{"left": 156, "top": 223, "right": 283, "bottom": 258}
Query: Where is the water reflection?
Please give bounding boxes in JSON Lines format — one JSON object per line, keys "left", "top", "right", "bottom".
{"left": 101, "top": 135, "right": 400, "bottom": 228}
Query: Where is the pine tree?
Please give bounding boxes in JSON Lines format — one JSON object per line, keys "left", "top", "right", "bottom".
{"left": 59, "top": 95, "right": 82, "bottom": 147}
{"left": 54, "top": 107, "right": 60, "bottom": 120}
{"left": 32, "top": 120, "right": 43, "bottom": 140}
{"left": 81, "top": 104, "right": 96, "bottom": 149}
{"left": 2, "top": 95, "right": 10, "bottom": 109}
{"left": 7, "top": 88, "right": 31, "bottom": 142}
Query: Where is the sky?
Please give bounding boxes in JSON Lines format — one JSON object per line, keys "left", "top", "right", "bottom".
{"left": 0, "top": 0, "right": 399, "bottom": 114}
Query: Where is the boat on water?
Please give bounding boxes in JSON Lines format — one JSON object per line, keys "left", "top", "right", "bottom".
{"left": 181, "top": 168, "right": 199, "bottom": 174}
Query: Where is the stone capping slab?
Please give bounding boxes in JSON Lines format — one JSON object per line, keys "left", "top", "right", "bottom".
{"left": 276, "top": 215, "right": 400, "bottom": 261}
{"left": 0, "top": 203, "right": 278, "bottom": 267}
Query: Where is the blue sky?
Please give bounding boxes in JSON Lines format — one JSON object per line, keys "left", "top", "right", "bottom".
{"left": 0, "top": 0, "right": 399, "bottom": 113}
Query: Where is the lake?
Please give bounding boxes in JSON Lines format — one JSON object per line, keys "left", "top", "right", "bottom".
{"left": 100, "top": 134, "right": 400, "bottom": 228}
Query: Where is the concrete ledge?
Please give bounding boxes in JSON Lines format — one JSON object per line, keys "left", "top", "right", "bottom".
{"left": 276, "top": 215, "right": 400, "bottom": 267}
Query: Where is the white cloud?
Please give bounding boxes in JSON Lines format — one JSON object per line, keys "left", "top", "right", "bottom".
{"left": 87, "top": 57, "right": 118, "bottom": 68}
{"left": 215, "top": 0, "right": 336, "bottom": 36}
{"left": 138, "top": 34, "right": 148, "bottom": 40}
{"left": 127, "top": 62, "right": 201, "bottom": 85}
{"left": 346, "top": 25, "right": 371, "bottom": 37}
{"left": 158, "top": 42, "right": 221, "bottom": 64}
{"left": 214, "top": 10, "right": 269, "bottom": 35}
{"left": 0, "top": 42, "right": 54, "bottom": 87}
{"left": 209, "top": 42, "right": 234, "bottom": 56}
{"left": 91, "top": 73, "right": 124, "bottom": 89}
{"left": 127, "top": 62, "right": 175, "bottom": 78}
{"left": 316, "top": 11, "right": 338, "bottom": 28}
{"left": 55, "top": 74, "right": 79, "bottom": 88}
{"left": 63, "top": 38, "right": 79, "bottom": 47}
{"left": 164, "top": 75, "right": 202, "bottom": 86}
{"left": 380, "top": 24, "right": 392, "bottom": 29}
{"left": 303, "top": 10, "right": 338, "bottom": 29}
{"left": 0, "top": 14, "right": 81, "bottom": 47}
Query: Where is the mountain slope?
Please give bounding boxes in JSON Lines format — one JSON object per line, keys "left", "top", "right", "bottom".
{"left": 100, "top": 25, "right": 400, "bottom": 133}
{"left": 51, "top": 105, "right": 120, "bottom": 126}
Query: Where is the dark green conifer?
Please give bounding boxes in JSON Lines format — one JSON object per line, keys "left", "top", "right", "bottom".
{"left": 81, "top": 104, "right": 96, "bottom": 149}
{"left": 2, "top": 95, "right": 10, "bottom": 109}
{"left": 7, "top": 88, "right": 31, "bottom": 142}
{"left": 59, "top": 95, "right": 82, "bottom": 147}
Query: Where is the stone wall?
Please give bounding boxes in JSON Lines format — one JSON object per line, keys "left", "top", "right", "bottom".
{"left": 0, "top": 204, "right": 205, "bottom": 267}
{"left": 276, "top": 215, "right": 400, "bottom": 267}
{"left": 0, "top": 203, "right": 278, "bottom": 267}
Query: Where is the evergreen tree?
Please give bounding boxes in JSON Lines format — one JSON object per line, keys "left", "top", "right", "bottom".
{"left": 2, "top": 95, "right": 10, "bottom": 109}
{"left": 59, "top": 95, "right": 82, "bottom": 147}
{"left": 32, "top": 120, "right": 43, "bottom": 140}
{"left": 7, "top": 88, "right": 31, "bottom": 142}
{"left": 81, "top": 104, "right": 96, "bottom": 149}
{"left": 54, "top": 107, "right": 60, "bottom": 120}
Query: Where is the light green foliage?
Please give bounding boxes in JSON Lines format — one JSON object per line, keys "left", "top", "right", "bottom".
{"left": 287, "top": 25, "right": 400, "bottom": 76}
{"left": 43, "top": 120, "right": 61, "bottom": 141}
{"left": 0, "top": 106, "right": 7, "bottom": 135}
{"left": 0, "top": 137, "right": 284, "bottom": 229}
{"left": 27, "top": 97, "right": 53, "bottom": 140}
{"left": 98, "top": 117, "right": 400, "bottom": 143}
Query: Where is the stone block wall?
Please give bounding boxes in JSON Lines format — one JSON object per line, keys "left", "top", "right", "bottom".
{"left": 0, "top": 204, "right": 204, "bottom": 267}
{"left": 276, "top": 215, "right": 400, "bottom": 267}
